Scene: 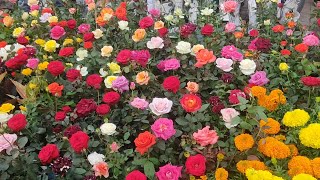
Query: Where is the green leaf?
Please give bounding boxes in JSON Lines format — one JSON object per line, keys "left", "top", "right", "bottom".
{"left": 18, "top": 137, "right": 28, "bottom": 148}
{"left": 157, "top": 140, "right": 166, "bottom": 150}
{"left": 0, "top": 163, "right": 9, "bottom": 171}
{"left": 231, "top": 116, "right": 241, "bottom": 125}
{"left": 144, "top": 161, "right": 155, "bottom": 179}
{"left": 74, "top": 168, "right": 87, "bottom": 175}
{"left": 198, "top": 104, "right": 210, "bottom": 112}
{"left": 175, "top": 118, "right": 188, "bottom": 126}
{"left": 240, "top": 121, "right": 253, "bottom": 130}
{"left": 132, "top": 158, "right": 147, "bottom": 166}
{"left": 238, "top": 96, "right": 248, "bottom": 104}
{"left": 124, "top": 132, "right": 130, "bottom": 140}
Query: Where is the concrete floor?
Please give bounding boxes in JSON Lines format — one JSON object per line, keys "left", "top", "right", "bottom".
{"left": 299, "top": 0, "right": 315, "bottom": 25}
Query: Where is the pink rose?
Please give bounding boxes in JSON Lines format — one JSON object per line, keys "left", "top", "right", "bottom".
{"left": 222, "top": 0, "right": 238, "bottom": 13}
{"left": 303, "top": 34, "right": 320, "bottom": 46}
{"left": 248, "top": 38, "right": 258, "bottom": 51}
{"left": 193, "top": 126, "right": 219, "bottom": 146}
{"left": 249, "top": 71, "right": 269, "bottom": 86}
{"left": 147, "top": 36, "right": 164, "bottom": 49}
{"left": 93, "top": 161, "right": 109, "bottom": 178}
{"left": 151, "top": 118, "right": 176, "bottom": 140}
{"left": 155, "top": 164, "right": 182, "bottom": 180}
{"left": 225, "top": 22, "right": 236, "bottom": 33}
{"left": 30, "top": 5, "right": 39, "bottom": 11}
{"left": 220, "top": 108, "right": 240, "bottom": 129}
{"left": 50, "top": 26, "right": 66, "bottom": 40}
{"left": 69, "top": 8, "right": 76, "bottom": 14}
{"left": 78, "top": 23, "right": 91, "bottom": 34}
{"left": 130, "top": 97, "right": 149, "bottom": 110}
{"left": 26, "top": 58, "right": 39, "bottom": 69}
{"left": 286, "top": 29, "right": 293, "bottom": 36}
{"left": 148, "top": 98, "right": 173, "bottom": 116}
{"left": 157, "top": 58, "right": 180, "bottom": 72}
{"left": 216, "top": 58, "right": 233, "bottom": 72}
{"left": 149, "top": 8, "right": 161, "bottom": 18}
{"left": 110, "top": 142, "right": 120, "bottom": 153}
{"left": 221, "top": 45, "right": 243, "bottom": 61}
{"left": 0, "top": 133, "right": 17, "bottom": 153}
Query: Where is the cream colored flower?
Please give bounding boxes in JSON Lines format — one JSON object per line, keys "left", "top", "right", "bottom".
{"left": 101, "top": 46, "right": 113, "bottom": 57}
{"left": 92, "top": 29, "right": 104, "bottom": 39}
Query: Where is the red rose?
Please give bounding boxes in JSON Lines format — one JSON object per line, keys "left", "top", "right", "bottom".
{"left": 116, "top": 49, "right": 132, "bottom": 64}
{"left": 180, "top": 23, "right": 197, "bottom": 38}
{"left": 64, "top": 125, "right": 81, "bottom": 138}
{"left": 58, "top": 20, "right": 68, "bottom": 27}
{"left": 158, "top": 27, "right": 168, "bottom": 37}
{"left": 126, "top": 170, "right": 147, "bottom": 180}
{"left": 47, "top": 61, "right": 65, "bottom": 76}
{"left": 301, "top": 76, "right": 320, "bottom": 87}
{"left": 255, "top": 37, "right": 271, "bottom": 52}
{"left": 249, "top": 29, "right": 259, "bottom": 37}
{"left": 294, "top": 43, "right": 309, "bottom": 53}
{"left": 5, "top": 54, "right": 28, "bottom": 69}
{"left": 185, "top": 154, "right": 206, "bottom": 176}
{"left": 102, "top": 91, "right": 121, "bottom": 105}
{"left": 272, "top": 24, "right": 285, "bottom": 33}
{"left": 17, "top": 36, "right": 29, "bottom": 45}
{"left": 38, "top": 144, "right": 60, "bottom": 165}
{"left": 96, "top": 104, "right": 110, "bottom": 116}
{"left": 76, "top": 98, "right": 97, "bottom": 117}
{"left": 86, "top": 74, "right": 103, "bottom": 89}
{"left": 280, "top": 40, "right": 287, "bottom": 46}
{"left": 7, "top": 113, "right": 27, "bottom": 132}
{"left": 69, "top": 131, "right": 89, "bottom": 153}
{"left": 201, "top": 24, "right": 214, "bottom": 36}
{"left": 66, "top": 68, "right": 81, "bottom": 82}
{"left": 42, "top": 8, "right": 53, "bottom": 14}
{"left": 55, "top": 111, "right": 66, "bottom": 122}
{"left": 228, "top": 89, "right": 246, "bottom": 104}
{"left": 162, "top": 76, "right": 180, "bottom": 93}
{"left": 280, "top": 49, "right": 291, "bottom": 56}
{"left": 139, "top": 16, "right": 154, "bottom": 29}
{"left": 58, "top": 47, "right": 74, "bottom": 57}
{"left": 67, "top": 19, "right": 77, "bottom": 29}
{"left": 131, "top": 50, "right": 150, "bottom": 67}
{"left": 84, "top": 41, "right": 93, "bottom": 49}
{"left": 180, "top": 94, "right": 202, "bottom": 113}
{"left": 22, "top": 47, "right": 36, "bottom": 56}
{"left": 83, "top": 32, "right": 94, "bottom": 42}
{"left": 61, "top": 106, "right": 72, "bottom": 113}
{"left": 317, "top": 18, "right": 320, "bottom": 27}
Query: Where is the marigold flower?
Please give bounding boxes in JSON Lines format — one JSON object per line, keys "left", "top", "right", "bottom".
{"left": 259, "top": 118, "right": 280, "bottom": 135}
{"left": 292, "top": 174, "right": 316, "bottom": 180}
{"left": 288, "top": 144, "right": 299, "bottom": 156}
{"left": 215, "top": 168, "right": 228, "bottom": 180}
{"left": 283, "top": 109, "right": 310, "bottom": 127}
{"left": 288, "top": 156, "right": 313, "bottom": 177}
{"left": 299, "top": 123, "right": 320, "bottom": 149}
{"left": 311, "top": 158, "right": 320, "bottom": 178}
{"left": 236, "top": 160, "right": 268, "bottom": 174}
{"left": 258, "top": 137, "right": 291, "bottom": 159}
{"left": 251, "top": 86, "right": 266, "bottom": 98}
{"left": 245, "top": 168, "right": 284, "bottom": 180}
{"left": 234, "top": 134, "right": 254, "bottom": 152}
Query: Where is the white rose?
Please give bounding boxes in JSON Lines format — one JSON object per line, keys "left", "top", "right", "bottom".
{"left": 87, "top": 152, "right": 105, "bottom": 165}
{"left": 0, "top": 48, "right": 9, "bottom": 61}
{"left": 201, "top": 8, "right": 214, "bottom": 16}
{"left": 0, "top": 113, "right": 13, "bottom": 123}
{"left": 164, "top": 15, "right": 174, "bottom": 22}
{"left": 147, "top": 37, "right": 164, "bottom": 49}
{"left": 149, "top": 98, "right": 173, "bottom": 116}
{"left": 99, "top": 68, "right": 108, "bottom": 77}
{"left": 76, "top": 48, "right": 88, "bottom": 61}
{"left": 174, "top": 8, "right": 184, "bottom": 19}
{"left": 239, "top": 59, "right": 256, "bottom": 75}
{"left": 92, "top": 29, "right": 103, "bottom": 39}
{"left": 118, "top": 21, "right": 129, "bottom": 30}
{"left": 176, "top": 41, "right": 191, "bottom": 54}
{"left": 76, "top": 66, "right": 88, "bottom": 76}
{"left": 22, "top": 12, "right": 29, "bottom": 21}
{"left": 100, "top": 123, "right": 117, "bottom": 135}
{"left": 264, "top": 19, "right": 271, "bottom": 26}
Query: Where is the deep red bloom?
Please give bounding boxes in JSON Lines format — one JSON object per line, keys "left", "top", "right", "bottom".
{"left": 301, "top": 76, "right": 320, "bottom": 87}
{"left": 47, "top": 61, "right": 65, "bottom": 76}
{"left": 131, "top": 50, "right": 150, "bottom": 67}
{"left": 66, "top": 68, "right": 81, "bottom": 82}
{"left": 38, "top": 144, "right": 60, "bottom": 165}
{"left": 280, "top": 49, "right": 291, "bottom": 56}
{"left": 96, "top": 104, "right": 110, "bottom": 116}
{"left": 158, "top": 27, "right": 168, "bottom": 37}
{"left": 162, "top": 76, "right": 180, "bottom": 93}
{"left": 180, "top": 23, "right": 197, "bottom": 38}
{"left": 126, "top": 170, "right": 147, "bottom": 180}
{"left": 5, "top": 54, "right": 28, "bottom": 69}
{"left": 75, "top": 99, "right": 97, "bottom": 117}
{"left": 64, "top": 125, "right": 82, "bottom": 138}
{"left": 201, "top": 24, "right": 214, "bottom": 36}
{"left": 67, "top": 19, "right": 77, "bottom": 29}
{"left": 249, "top": 29, "right": 259, "bottom": 37}
{"left": 61, "top": 106, "right": 72, "bottom": 113}
{"left": 84, "top": 41, "right": 93, "bottom": 49}
{"left": 17, "top": 36, "right": 29, "bottom": 45}
{"left": 86, "top": 74, "right": 103, "bottom": 89}
{"left": 255, "top": 37, "right": 271, "bottom": 52}
{"left": 55, "top": 111, "right": 66, "bottom": 122}
{"left": 69, "top": 131, "right": 89, "bottom": 153}
{"left": 7, "top": 113, "right": 27, "bottom": 132}
{"left": 102, "top": 91, "right": 121, "bottom": 105}
{"left": 139, "top": 16, "right": 154, "bottom": 29}
{"left": 185, "top": 154, "right": 206, "bottom": 176}
{"left": 83, "top": 32, "right": 94, "bottom": 42}
{"left": 228, "top": 89, "right": 247, "bottom": 104}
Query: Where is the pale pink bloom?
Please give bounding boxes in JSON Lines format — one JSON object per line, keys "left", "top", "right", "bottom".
{"left": 0, "top": 134, "right": 17, "bottom": 153}
{"left": 50, "top": 26, "right": 66, "bottom": 40}
{"left": 147, "top": 37, "right": 164, "bottom": 49}
{"left": 157, "top": 58, "right": 180, "bottom": 72}
{"left": 225, "top": 22, "right": 236, "bottom": 33}
{"left": 110, "top": 142, "right": 120, "bottom": 153}
{"left": 87, "top": 3, "right": 95, "bottom": 11}
{"left": 149, "top": 98, "right": 173, "bottom": 116}
{"left": 26, "top": 58, "right": 39, "bottom": 69}
{"left": 193, "top": 126, "right": 219, "bottom": 146}
{"left": 155, "top": 164, "right": 182, "bottom": 180}
{"left": 220, "top": 108, "right": 240, "bottom": 129}
{"left": 85, "top": 0, "right": 94, "bottom": 5}
{"left": 222, "top": 0, "right": 238, "bottom": 13}
{"left": 130, "top": 82, "right": 136, "bottom": 90}
{"left": 130, "top": 97, "right": 149, "bottom": 110}
{"left": 93, "top": 161, "right": 109, "bottom": 178}
{"left": 69, "top": 8, "right": 76, "bottom": 14}
{"left": 8, "top": 0, "right": 17, "bottom": 3}
{"left": 216, "top": 58, "right": 233, "bottom": 72}
{"left": 303, "top": 34, "right": 320, "bottom": 46}
{"left": 286, "top": 29, "right": 293, "bottom": 36}
{"left": 151, "top": 118, "right": 176, "bottom": 140}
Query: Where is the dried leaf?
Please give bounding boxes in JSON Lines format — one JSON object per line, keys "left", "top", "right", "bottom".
{"left": 6, "top": 94, "right": 24, "bottom": 104}
{"left": 10, "top": 79, "right": 27, "bottom": 99}
{"left": 0, "top": 72, "right": 7, "bottom": 83}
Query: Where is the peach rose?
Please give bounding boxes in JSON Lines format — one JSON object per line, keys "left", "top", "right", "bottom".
{"left": 136, "top": 71, "right": 150, "bottom": 85}
{"left": 191, "top": 44, "right": 205, "bottom": 55}
{"left": 154, "top": 21, "right": 164, "bottom": 30}
{"left": 193, "top": 126, "right": 219, "bottom": 146}
{"left": 3, "top": 16, "right": 14, "bottom": 27}
{"left": 132, "top": 29, "right": 146, "bottom": 42}
{"left": 186, "top": 82, "right": 199, "bottom": 93}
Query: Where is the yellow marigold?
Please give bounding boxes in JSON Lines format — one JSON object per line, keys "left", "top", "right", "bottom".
{"left": 299, "top": 123, "right": 320, "bottom": 149}
{"left": 288, "top": 156, "right": 313, "bottom": 177}
{"left": 259, "top": 118, "right": 280, "bottom": 135}
{"left": 311, "top": 158, "right": 320, "bottom": 178}
{"left": 215, "top": 168, "right": 228, "bottom": 180}
{"left": 292, "top": 174, "right": 316, "bottom": 180}
{"left": 245, "top": 168, "right": 284, "bottom": 180}
{"left": 236, "top": 160, "right": 267, "bottom": 174}
{"left": 22, "top": 68, "right": 32, "bottom": 76}
{"left": 0, "top": 103, "right": 15, "bottom": 113}
{"left": 283, "top": 109, "right": 310, "bottom": 127}
{"left": 234, "top": 134, "right": 254, "bottom": 152}
{"left": 288, "top": 144, "right": 299, "bottom": 156}
{"left": 251, "top": 86, "right": 266, "bottom": 98}
{"left": 38, "top": 61, "right": 49, "bottom": 71}
{"left": 258, "top": 137, "right": 291, "bottom": 159}
{"left": 35, "top": 39, "right": 46, "bottom": 46}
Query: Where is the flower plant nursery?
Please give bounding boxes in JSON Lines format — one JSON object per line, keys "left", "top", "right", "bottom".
{"left": 0, "top": 0, "right": 320, "bottom": 179}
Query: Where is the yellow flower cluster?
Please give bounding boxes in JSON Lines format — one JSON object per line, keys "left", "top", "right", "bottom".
{"left": 259, "top": 118, "right": 280, "bottom": 135}
{"left": 236, "top": 160, "right": 268, "bottom": 174}
{"left": 283, "top": 109, "right": 310, "bottom": 127}
{"left": 38, "top": 61, "right": 49, "bottom": 71}
{"left": 63, "top": 38, "right": 74, "bottom": 46}
{"left": 292, "top": 174, "right": 316, "bottom": 180}
{"left": 251, "top": 86, "right": 286, "bottom": 111}
{"left": 258, "top": 137, "right": 291, "bottom": 159}
{"left": 234, "top": 133, "right": 254, "bottom": 152}
{"left": 0, "top": 103, "right": 15, "bottom": 113}
{"left": 245, "top": 168, "right": 284, "bottom": 180}
{"left": 22, "top": 68, "right": 32, "bottom": 76}
{"left": 299, "top": 123, "right": 320, "bottom": 149}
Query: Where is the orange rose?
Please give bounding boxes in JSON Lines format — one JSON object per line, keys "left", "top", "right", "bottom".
{"left": 294, "top": 43, "right": 308, "bottom": 53}
{"left": 234, "top": 31, "right": 244, "bottom": 39}
{"left": 287, "top": 21, "right": 296, "bottom": 29}
{"left": 180, "top": 94, "right": 202, "bottom": 113}
{"left": 100, "top": 7, "right": 114, "bottom": 17}
{"left": 154, "top": 21, "right": 164, "bottom": 30}
{"left": 195, "top": 49, "right": 216, "bottom": 68}
{"left": 47, "top": 82, "right": 64, "bottom": 97}
{"left": 3, "top": 16, "right": 14, "bottom": 27}
{"left": 0, "top": 41, "right": 7, "bottom": 48}
{"left": 132, "top": 29, "right": 146, "bottom": 42}
{"left": 96, "top": 16, "right": 106, "bottom": 27}
{"left": 134, "top": 131, "right": 156, "bottom": 155}
{"left": 186, "top": 82, "right": 199, "bottom": 93}
{"left": 115, "top": 7, "right": 127, "bottom": 20}
{"left": 136, "top": 71, "right": 150, "bottom": 85}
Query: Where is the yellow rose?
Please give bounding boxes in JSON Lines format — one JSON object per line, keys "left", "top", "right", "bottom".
{"left": 44, "top": 40, "right": 59, "bottom": 52}
{"left": 12, "top": 27, "right": 25, "bottom": 37}
{"left": 31, "top": 20, "right": 38, "bottom": 26}
{"left": 279, "top": 63, "right": 289, "bottom": 71}
{"left": 132, "top": 29, "right": 146, "bottom": 42}
{"left": 22, "top": 68, "right": 32, "bottom": 76}
{"left": 38, "top": 61, "right": 49, "bottom": 70}
{"left": 30, "top": 10, "right": 39, "bottom": 17}
{"left": 154, "top": 21, "right": 164, "bottom": 30}
{"left": 48, "top": 16, "right": 58, "bottom": 23}
{"left": 28, "top": 83, "right": 37, "bottom": 89}
{"left": 101, "top": 46, "right": 113, "bottom": 57}
{"left": 0, "top": 103, "right": 15, "bottom": 113}
{"left": 107, "top": 62, "right": 121, "bottom": 74}
{"left": 63, "top": 39, "right": 74, "bottom": 46}
{"left": 35, "top": 39, "right": 46, "bottom": 46}
{"left": 104, "top": 76, "right": 118, "bottom": 88}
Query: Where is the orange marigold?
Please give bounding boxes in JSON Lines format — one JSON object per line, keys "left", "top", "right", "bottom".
{"left": 259, "top": 89, "right": 286, "bottom": 111}
{"left": 236, "top": 160, "right": 268, "bottom": 174}
{"left": 288, "top": 144, "right": 299, "bottom": 156}
{"left": 215, "top": 168, "right": 228, "bottom": 180}
{"left": 274, "top": 135, "right": 286, "bottom": 141}
{"left": 234, "top": 134, "right": 254, "bottom": 152}
{"left": 251, "top": 86, "right": 267, "bottom": 98}
{"left": 288, "top": 156, "right": 313, "bottom": 177}
{"left": 258, "top": 137, "right": 291, "bottom": 159}
{"left": 259, "top": 118, "right": 280, "bottom": 135}
{"left": 311, "top": 158, "right": 320, "bottom": 178}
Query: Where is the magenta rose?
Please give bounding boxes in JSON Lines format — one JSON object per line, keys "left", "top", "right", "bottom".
{"left": 151, "top": 118, "right": 176, "bottom": 140}
{"left": 50, "top": 26, "right": 66, "bottom": 40}
{"left": 155, "top": 164, "right": 182, "bottom": 180}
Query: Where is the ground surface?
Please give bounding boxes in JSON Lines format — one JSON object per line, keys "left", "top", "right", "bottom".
{"left": 300, "top": 0, "right": 315, "bottom": 25}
